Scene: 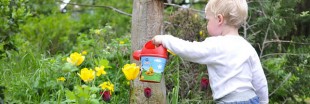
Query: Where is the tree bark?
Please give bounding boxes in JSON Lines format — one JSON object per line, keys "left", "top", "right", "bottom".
{"left": 131, "top": 0, "right": 166, "bottom": 104}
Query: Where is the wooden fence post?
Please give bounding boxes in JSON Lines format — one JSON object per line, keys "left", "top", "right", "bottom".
{"left": 130, "top": 0, "right": 166, "bottom": 103}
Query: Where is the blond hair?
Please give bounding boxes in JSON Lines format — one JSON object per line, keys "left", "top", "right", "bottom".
{"left": 205, "top": 0, "right": 248, "bottom": 28}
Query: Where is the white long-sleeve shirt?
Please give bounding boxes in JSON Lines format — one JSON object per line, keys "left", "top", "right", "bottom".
{"left": 161, "top": 35, "right": 269, "bottom": 104}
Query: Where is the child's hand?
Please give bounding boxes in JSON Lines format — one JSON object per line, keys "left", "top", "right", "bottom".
{"left": 152, "top": 35, "right": 166, "bottom": 46}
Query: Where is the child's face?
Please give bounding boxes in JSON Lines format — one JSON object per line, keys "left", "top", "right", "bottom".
{"left": 206, "top": 12, "right": 222, "bottom": 36}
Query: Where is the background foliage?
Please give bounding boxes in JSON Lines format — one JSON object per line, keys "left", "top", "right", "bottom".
{"left": 0, "top": 0, "right": 309, "bottom": 103}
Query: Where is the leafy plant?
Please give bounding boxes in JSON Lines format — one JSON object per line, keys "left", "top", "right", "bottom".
{"left": 0, "top": 0, "right": 29, "bottom": 58}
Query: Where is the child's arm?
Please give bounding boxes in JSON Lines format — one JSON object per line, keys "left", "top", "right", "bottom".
{"left": 152, "top": 35, "right": 216, "bottom": 64}
{"left": 250, "top": 55, "right": 269, "bottom": 104}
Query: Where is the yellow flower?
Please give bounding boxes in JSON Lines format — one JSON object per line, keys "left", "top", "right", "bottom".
{"left": 95, "top": 29, "right": 101, "bottom": 35}
{"left": 99, "top": 81, "right": 114, "bottom": 93}
{"left": 122, "top": 63, "right": 140, "bottom": 80}
{"left": 82, "top": 51, "right": 87, "bottom": 55}
{"left": 168, "top": 50, "right": 176, "bottom": 56}
{"left": 199, "top": 30, "right": 204, "bottom": 37}
{"left": 62, "top": 57, "right": 66, "bottom": 61}
{"left": 57, "top": 77, "right": 66, "bottom": 82}
{"left": 95, "top": 66, "right": 106, "bottom": 76}
{"left": 119, "top": 41, "right": 125, "bottom": 44}
{"left": 78, "top": 68, "right": 95, "bottom": 83}
{"left": 194, "top": 14, "right": 198, "bottom": 18}
{"left": 67, "top": 52, "right": 85, "bottom": 66}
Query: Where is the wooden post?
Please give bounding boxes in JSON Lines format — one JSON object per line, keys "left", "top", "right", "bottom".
{"left": 131, "top": 0, "right": 165, "bottom": 104}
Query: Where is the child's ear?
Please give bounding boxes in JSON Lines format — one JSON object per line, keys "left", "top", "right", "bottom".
{"left": 217, "top": 14, "right": 224, "bottom": 25}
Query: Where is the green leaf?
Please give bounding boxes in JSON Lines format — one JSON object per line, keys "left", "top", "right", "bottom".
{"left": 77, "top": 85, "right": 90, "bottom": 98}
{"left": 90, "top": 94, "right": 97, "bottom": 99}
{"left": 65, "top": 90, "right": 76, "bottom": 100}
{"left": 90, "top": 99, "right": 100, "bottom": 104}
{"left": 99, "top": 59, "right": 112, "bottom": 68}
{"left": 62, "top": 63, "right": 79, "bottom": 73}
{"left": 90, "top": 86, "right": 100, "bottom": 93}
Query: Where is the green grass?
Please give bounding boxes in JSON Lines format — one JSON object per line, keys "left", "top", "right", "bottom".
{"left": 0, "top": 52, "right": 59, "bottom": 103}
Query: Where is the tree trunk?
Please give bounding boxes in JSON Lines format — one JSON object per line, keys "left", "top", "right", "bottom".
{"left": 130, "top": 0, "right": 166, "bottom": 104}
